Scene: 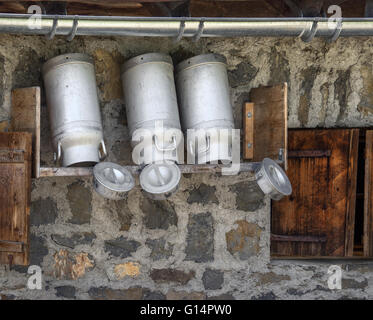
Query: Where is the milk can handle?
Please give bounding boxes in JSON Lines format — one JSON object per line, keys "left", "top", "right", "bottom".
{"left": 154, "top": 135, "right": 177, "bottom": 152}
{"left": 54, "top": 141, "right": 62, "bottom": 164}
{"left": 188, "top": 136, "right": 210, "bottom": 156}
{"left": 98, "top": 140, "right": 107, "bottom": 160}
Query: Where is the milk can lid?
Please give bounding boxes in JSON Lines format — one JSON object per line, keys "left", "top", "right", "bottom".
{"left": 139, "top": 161, "right": 181, "bottom": 196}
{"left": 93, "top": 162, "right": 135, "bottom": 193}
{"left": 256, "top": 158, "right": 292, "bottom": 196}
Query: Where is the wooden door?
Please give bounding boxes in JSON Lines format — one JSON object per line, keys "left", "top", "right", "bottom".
{"left": 271, "top": 129, "right": 359, "bottom": 258}
{"left": 0, "top": 132, "right": 32, "bottom": 265}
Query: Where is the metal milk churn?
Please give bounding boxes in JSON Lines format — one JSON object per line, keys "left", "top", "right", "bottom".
{"left": 42, "top": 53, "right": 107, "bottom": 167}
{"left": 175, "top": 53, "right": 235, "bottom": 164}
{"left": 121, "top": 53, "right": 183, "bottom": 199}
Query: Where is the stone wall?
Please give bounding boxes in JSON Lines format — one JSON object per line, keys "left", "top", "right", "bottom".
{"left": 1, "top": 34, "right": 373, "bottom": 300}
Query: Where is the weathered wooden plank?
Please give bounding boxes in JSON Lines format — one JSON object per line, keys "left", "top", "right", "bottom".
{"left": 11, "top": 87, "right": 40, "bottom": 178}
{"left": 66, "top": 2, "right": 151, "bottom": 16}
{"left": 190, "top": 0, "right": 288, "bottom": 17}
{"left": 250, "top": 83, "right": 287, "bottom": 169}
{"left": 345, "top": 129, "right": 359, "bottom": 257}
{"left": 0, "top": 240, "right": 24, "bottom": 253}
{"left": 0, "top": 0, "right": 178, "bottom": 17}
{"left": 0, "top": 149, "right": 25, "bottom": 163}
{"left": 271, "top": 234, "right": 327, "bottom": 243}
{"left": 288, "top": 150, "right": 331, "bottom": 158}
{"left": 0, "top": 132, "right": 32, "bottom": 266}
{"left": 243, "top": 102, "right": 254, "bottom": 160}
{"left": 0, "top": 0, "right": 283, "bottom": 18}
{"left": 364, "top": 130, "right": 373, "bottom": 257}
{"left": 271, "top": 129, "right": 355, "bottom": 257}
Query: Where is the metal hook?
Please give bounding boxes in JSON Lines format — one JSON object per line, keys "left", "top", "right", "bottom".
{"left": 46, "top": 16, "right": 58, "bottom": 40}
{"left": 67, "top": 16, "right": 79, "bottom": 41}
{"left": 301, "top": 20, "right": 318, "bottom": 42}
{"left": 174, "top": 20, "right": 185, "bottom": 43}
{"left": 327, "top": 19, "right": 343, "bottom": 43}
{"left": 193, "top": 20, "right": 205, "bottom": 42}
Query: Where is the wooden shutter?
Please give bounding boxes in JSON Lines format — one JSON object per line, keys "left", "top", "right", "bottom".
{"left": 248, "top": 83, "right": 288, "bottom": 168}
{"left": 271, "top": 129, "right": 359, "bottom": 258}
{"left": 11, "top": 87, "right": 40, "bottom": 178}
{"left": 0, "top": 132, "right": 32, "bottom": 265}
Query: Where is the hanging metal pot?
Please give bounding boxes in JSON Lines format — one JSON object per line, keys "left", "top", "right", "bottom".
{"left": 42, "top": 53, "right": 107, "bottom": 167}
{"left": 93, "top": 162, "right": 135, "bottom": 200}
{"left": 255, "top": 158, "right": 292, "bottom": 201}
{"left": 175, "top": 53, "right": 234, "bottom": 164}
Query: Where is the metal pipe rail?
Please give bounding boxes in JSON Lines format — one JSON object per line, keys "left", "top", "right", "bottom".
{"left": 1, "top": 14, "right": 373, "bottom": 41}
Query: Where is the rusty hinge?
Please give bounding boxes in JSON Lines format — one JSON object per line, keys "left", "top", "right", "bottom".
{"left": 0, "top": 240, "right": 24, "bottom": 253}
{"left": 271, "top": 234, "right": 327, "bottom": 243}
{"left": 0, "top": 149, "right": 25, "bottom": 163}
{"left": 288, "top": 149, "right": 331, "bottom": 158}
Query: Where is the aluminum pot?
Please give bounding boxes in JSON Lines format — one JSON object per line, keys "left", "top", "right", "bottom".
{"left": 255, "top": 158, "right": 292, "bottom": 201}
{"left": 121, "top": 53, "right": 182, "bottom": 164}
{"left": 175, "top": 53, "right": 234, "bottom": 163}
{"left": 43, "top": 53, "right": 106, "bottom": 167}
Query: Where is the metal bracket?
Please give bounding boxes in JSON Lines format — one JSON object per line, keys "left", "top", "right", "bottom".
{"left": 43, "top": 1, "right": 68, "bottom": 40}
{"left": 278, "top": 148, "right": 285, "bottom": 162}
